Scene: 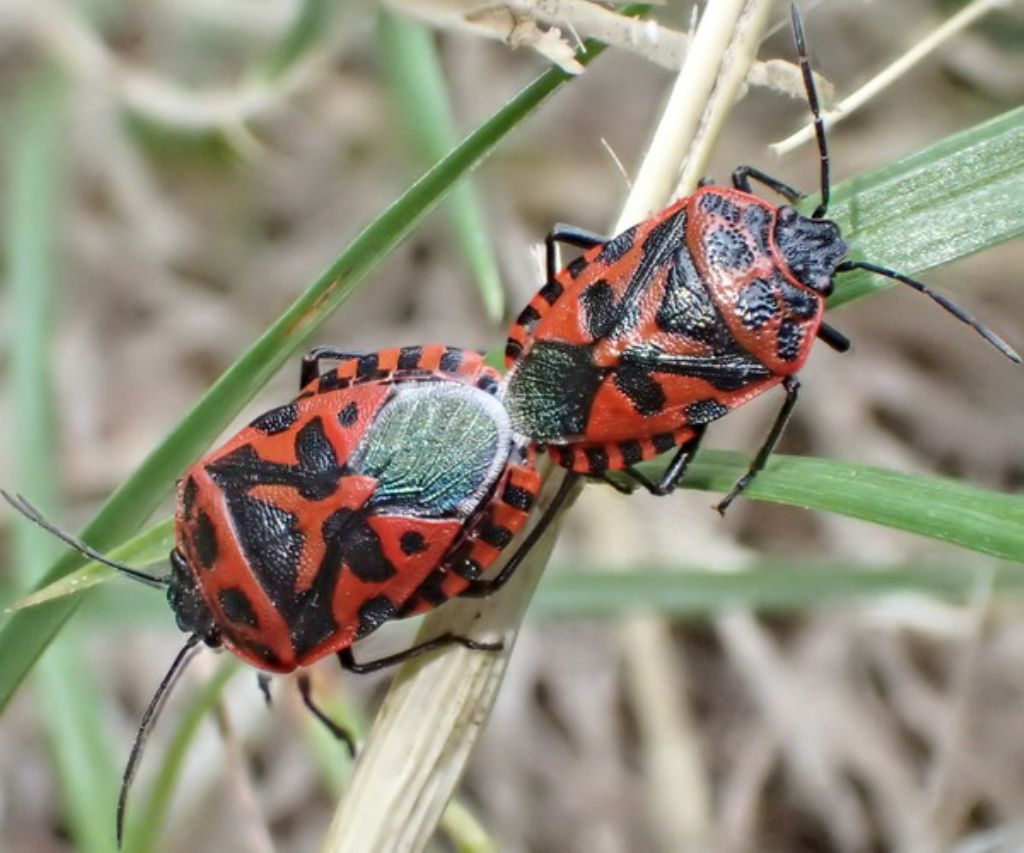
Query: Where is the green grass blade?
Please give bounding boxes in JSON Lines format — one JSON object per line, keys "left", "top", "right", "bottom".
{"left": 259, "top": 0, "right": 334, "bottom": 81}
{"left": 632, "top": 450, "right": 1024, "bottom": 562}
{"left": 6, "top": 520, "right": 175, "bottom": 612}
{"left": 378, "top": 10, "right": 505, "bottom": 321}
{"left": 534, "top": 561, "right": 1024, "bottom": 617}
{"left": 6, "top": 67, "right": 118, "bottom": 853}
{"left": 0, "top": 10, "right": 642, "bottom": 713}
{"left": 825, "top": 104, "right": 1024, "bottom": 307}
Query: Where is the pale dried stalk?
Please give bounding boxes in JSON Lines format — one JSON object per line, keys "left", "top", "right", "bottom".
{"left": 387, "top": 0, "right": 828, "bottom": 102}
{"left": 322, "top": 2, "right": 773, "bottom": 850}
{"left": 772, "top": 0, "right": 1011, "bottom": 155}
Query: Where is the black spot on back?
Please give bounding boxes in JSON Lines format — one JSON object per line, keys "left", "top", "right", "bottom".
{"left": 400, "top": 530, "right": 427, "bottom": 555}
{"left": 398, "top": 346, "right": 423, "bottom": 370}
{"left": 744, "top": 204, "right": 772, "bottom": 255}
{"left": 581, "top": 280, "right": 618, "bottom": 339}
{"left": 585, "top": 446, "right": 609, "bottom": 474}
{"left": 597, "top": 224, "right": 638, "bottom": 264}
{"left": 318, "top": 372, "right": 346, "bottom": 393}
{"left": 614, "top": 366, "right": 666, "bottom": 417}
{"left": 357, "top": 353, "right": 382, "bottom": 381}
{"left": 539, "top": 279, "right": 564, "bottom": 305}
{"left": 181, "top": 477, "right": 198, "bottom": 519}
{"left": 193, "top": 509, "right": 219, "bottom": 569}
{"left": 502, "top": 484, "right": 534, "bottom": 511}
{"left": 440, "top": 347, "right": 464, "bottom": 373}
{"left": 780, "top": 280, "right": 819, "bottom": 319}
{"left": 566, "top": 256, "right": 588, "bottom": 278}
{"left": 705, "top": 226, "right": 755, "bottom": 271}
{"left": 685, "top": 399, "right": 729, "bottom": 424}
{"left": 295, "top": 417, "right": 339, "bottom": 476}
{"left": 699, "top": 192, "right": 741, "bottom": 223}
{"left": 219, "top": 587, "right": 259, "bottom": 627}
{"left": 477, "top": 374, "right": 500, "bottom": 396}
{"left": 777, "top": 319, "right": 805, "bottom": 361}
{"left": 356, "top": 596, "right": 397, "bottom": 639}
{"left": 479, "top": 520, "right": 513, "bottom": 549}
{"left": 339, "top": 401, "right": 359, "bottom": 428}
{"left": 656, "top": 248, "right": 733, "bottom": 347}
{"left": 226, "top": 493, "right": 305, "bottom": 616}
{"left": 737, "top": 279, "right": 779, "bottom": 330}
{"left": 619, "top": 440, "right": 644, "bottom": 466}
{"left": 250, "top": 403, "right": 299, "bottom": 436}
{"left": 323, "top": 508, "right": 396, "bottom": 583}
{"left": 505, "top": 340, "right": 524, "bottom": 361}
{"left": 517, "top": 304, "right": 542, "bottom": 329}
{"left": 398, "top": 572, "right": 449, "bottom": 614}
{"left": 652, "top": 433, "right": 676, "bottom": 454}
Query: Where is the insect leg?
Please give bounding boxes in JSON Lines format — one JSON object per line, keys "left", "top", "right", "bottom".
{"left": 337, "top": 633, "right": 503, "bottom": 675}
{"left": 715, "top": 376, "right": 800, "bottom": 514}
{"left": 817, "top": 322, "right": 851, "bottom": 353}
{"left": 460, "top": 472, "right": 581, "bottom": 598}
{"left": 299, "top": 347, "right": 371, "bottom": 389}
{"left": 296, "top": 673, "right": 356, "bottom": 757}
{"left": 256, "top": 673, "right": 273, "bottom": 706}
{"left": 731, "top": 166, "right": 806, "bottom": 205}
{"left": 546, "top": 224, "right": 608, "bottom": 282}
{"left": 622, "top": 427, "right": 707, "bottom": 496}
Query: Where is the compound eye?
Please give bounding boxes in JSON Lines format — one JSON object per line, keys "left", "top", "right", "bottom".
{"left": 777, "top": 205, "right": 798, "bottom": 224}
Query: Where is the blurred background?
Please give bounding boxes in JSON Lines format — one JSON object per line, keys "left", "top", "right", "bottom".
{"left": 1, "top": 0, "right": 1023, "bottom": 850}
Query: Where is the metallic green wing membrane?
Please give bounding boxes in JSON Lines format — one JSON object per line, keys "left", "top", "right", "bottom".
{"left": 353, "top": 382, "right": 512, "bottom": 518}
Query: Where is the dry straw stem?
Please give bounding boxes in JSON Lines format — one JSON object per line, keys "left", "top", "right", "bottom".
{"left": 322, "top": 1, "right": 773, "bottom": 851}
{"left": 387, "top": 0, "right": 827, "bottom": 101}
{"left": 772, "top": 0, "right": 1011, "bottom": 155}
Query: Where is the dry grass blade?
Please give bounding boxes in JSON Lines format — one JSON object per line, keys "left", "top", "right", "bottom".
{"left": 321, "top": 2, "right": 773, "bottom": 850}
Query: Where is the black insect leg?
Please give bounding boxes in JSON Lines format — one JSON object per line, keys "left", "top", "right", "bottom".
{"left": 460, "top": 472, "right": 581, "bottom": 598}
{"left": 716, "top": 376, "right": 800, "bottom": 515}
{"left": 731, "top": 166, "right": 806, "bottom": 205}
{"left": 622, "top": 427, "right": 707, "bottom": 497}
{"left": 545, "top": 224, "right": 608, "bottom": 282}
{"left": 299, "top": 347, "right": 371, "bottom": 389}
{"left": 337, "top": 633, "right": 503, "bottom": 675}
{"left": 296, "top": 673, "right": 356, "bottom": 757}
{"left": 817, "top": 323, "right": 851, "bottom": 353}
{"left": 256, "top": 673, "right": 273, "bottom": 707}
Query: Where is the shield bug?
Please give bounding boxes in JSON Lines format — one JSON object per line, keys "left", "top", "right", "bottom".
{"left": 503, "top": 3, "right": 1021, "bottom": 512}
{"left": 5, "top": 344, "right": 557, "bottom": 844}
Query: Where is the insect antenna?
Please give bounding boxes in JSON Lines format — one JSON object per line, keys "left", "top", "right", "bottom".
{"left": 836, "top": 260, "right": 1023, "bottom": 364}
{"left": 117, "top": 633, "right": 203, "bottom": 847}
{"left": 1, "top": 490, "right": 169, "bottom": 589}
{"left": 790, "top": 3, "right": 831, "bottom": 218}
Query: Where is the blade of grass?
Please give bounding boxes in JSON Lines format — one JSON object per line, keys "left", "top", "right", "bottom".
{"left": 0, "top": 14, "right": 647, "bottom": 712}
{"left": 378, "top": 9, "right": 505, "bottom": 321}
{"left": 534, "top": 561, "right": 1024, "bottom": 617}
{"left": 632, "top": 449, "right": 1024, "bottom": 562}
{"left": 258, "top": 0, "right": 335, "bottom": 82}
{"left": 6, "top": 520, "right": 174, "bottom": 612}
{"left": 7, "top": 66, "right": 119, "bottom": 853}
{"left": 825, "top": 103, "right": 1024, "bottom": 307}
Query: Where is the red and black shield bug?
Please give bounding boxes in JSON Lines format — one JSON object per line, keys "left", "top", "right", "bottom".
{"left": 4, "top": 344, "right": 556, "bottom": 845}
{"left": 503, "top": 3, "right": 1021, "bottom": 511}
